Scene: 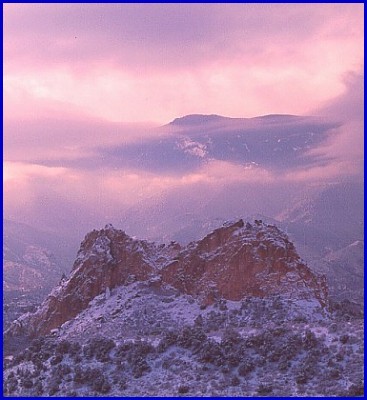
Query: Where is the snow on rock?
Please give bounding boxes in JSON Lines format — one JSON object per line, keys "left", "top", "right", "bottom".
{"left": 5, "top": 219, "right": 329, "bottom": 339}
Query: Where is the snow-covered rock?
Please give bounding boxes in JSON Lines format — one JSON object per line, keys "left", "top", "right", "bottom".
{"left": 5, "top": 220, "right": 328, "bottom": 339}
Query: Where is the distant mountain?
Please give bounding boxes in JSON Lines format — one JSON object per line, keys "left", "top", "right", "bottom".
{"left": 319, "top": 241, "right": 364, "bottom": 302}
{"left": 168, "top": 113, "right": 307, "bottom": 127}
{"left": 92, "top": 113, "right": 340, "bottom": 174}
{"left": 277, "top": 182, "right": 364, "bottom": 248}
{"left": 169, "top": 113, "right": 229, "bottom": 126}
{"left": 275, "top": 182, "right": 364, "bottom": 303}
{"left": 3, "top": 219, "right": 78, "bottom": 297}
{"left": 325, "top": 240, "right": 364, "bottom": 268}
{"left": 4, "top": 245, "right": 61, "bottom": 293}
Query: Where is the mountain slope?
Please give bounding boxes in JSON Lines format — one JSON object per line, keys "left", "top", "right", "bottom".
{"left": 3, "top": 219, "right": 77, "bottom": 295}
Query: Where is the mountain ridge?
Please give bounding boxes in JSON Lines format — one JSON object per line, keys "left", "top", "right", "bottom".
{"left": 167, "top": 113, "right": 317, "bottom": 127}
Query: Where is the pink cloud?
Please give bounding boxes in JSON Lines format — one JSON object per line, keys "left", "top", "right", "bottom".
{"left": 4, "top": 4, "right": 363, "bottom": 72}
{"left": 4, "top": 3, "right": 363, "bottom": 123}
{"left": 306, "top": 71, "right": 364, "bottom": 179}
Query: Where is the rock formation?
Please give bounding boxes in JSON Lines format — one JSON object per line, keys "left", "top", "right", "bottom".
{"left": 5, "top": 220, "right": 328, "bottom": 338}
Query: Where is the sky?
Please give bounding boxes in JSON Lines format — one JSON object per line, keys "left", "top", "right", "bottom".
{"left": 4, "top": 3, "right": 363, "bottom": 123}
{"left": 3, "top": 3, "right": 364, "bottom": 240}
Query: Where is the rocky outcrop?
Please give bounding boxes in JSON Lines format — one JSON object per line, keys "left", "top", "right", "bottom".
{"left": 161, "top": 220, "right": 328, "bottom": 307}
{"left": 5, "top": 220, "right": 328, "bottom": 338}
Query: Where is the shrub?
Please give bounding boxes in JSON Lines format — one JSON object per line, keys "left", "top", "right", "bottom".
{"left": 49, "top": 384, "right": 59, "bottom": 396}
{"left": 197, "top": 340, "right": 223, "bottom": 366}
{"left": 35, "top": 381, "right": 43, "bottom": 395}
{"left": 131, "top": 356, "right": 151, "bottom": 378}
{"left": 119, "top": 379, "right": 128, "bottom": 391}
{"left": 226, "top": 352, "right": 241, "bottom": 367}
{"left": 83, "top": 337, "right": 115, "bottom": 362}
{"left": 257, "top": 384, "right": 273, "bottom": 394}
{"left": 329, "top": 367, "right": 342, "bottom": 380}
{"left": 230, "top": 375, "right": 240, "bottom": 386}
{"left": 218, "top": 300, "right": 228, "bottom": 311}
{"left": 157, "top": 331, "right": 179, "bottom": 352}
{"left": 70, "top": 342, "right": 82, "bottom": 357}
{"left": 115, "top": 341, "right": 135, "bottom": 359}
{"left": 29, "top": 337, "right": 45, "bottom": 353}
{"left": 278, "top": 360, "right": 290, "bottom": 371}
{"left": 56, "top": 340, "right": 72, "bottom": 355}
{"left": 20, "top": 378, "right": 33, "bottom": 389}
{"left": 178, "top": 385, "right": 189, "bottom": 394}
{"left": 131, "top": 340, "right": 155, "bottom": 358}
{"left": 296, "top": 373, "right": 308, "bottom": 385}
{"left": 238, "top": 360, "right": 255, "bottom": 376}
{"left": 303, "top": 330, "right": 318, "bottom": 350}
{"left": 74, "top": 354, "right": 82, "bottom": 363}
{"left": 92, "top": 375, "right": 111, "bottom": 394}
{"left": 50, "top": 354, "right": 63, "bottom": 365}
{"left": 340, "top": 334, "right": 349, "bottom": 344}
{"left": 73, "top": 366, "right": 85, "bottom": 384}
{"left": 74, "top": 366, "right": 98, "bottom": 383}
{"left": 6, "top": 377, "right": 18, "bottom": 394}
{"left": 55, "top": 363, "right": 72, "bottom": 376}
{"left": 221, "top": 328, "right": 241, "bottom": 350}
{"left": 347, "top": 383, "right": 364, "bottom": 397}
{"left": 177, "top": 326, "right": 207, "bottom": 351}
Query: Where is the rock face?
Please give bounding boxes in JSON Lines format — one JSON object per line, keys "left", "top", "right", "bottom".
{"left": 161, "top": 220, "right": 328, "bottom": 308}
{"left": 6, "top": 220, "right": 328, "bottom": 338}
